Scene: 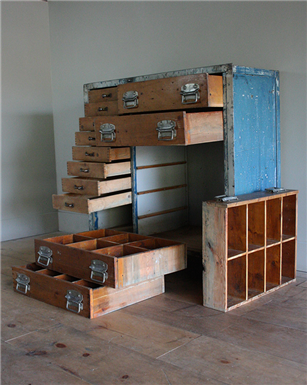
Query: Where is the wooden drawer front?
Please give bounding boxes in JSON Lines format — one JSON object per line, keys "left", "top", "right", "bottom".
{"left": 79, "top": 117, "right": 95, "bottom": 131}
{"left": 75, "top": 131, "right": 96, "bottom": 146}
{"left": 34, "top": 230, "right": 186, "bottom": 288}
{"left": 72, "top": 146, "right": 130, "bottom": 163}
{"left": 117, "top": 74, "right": 223, "bottom": 115}
{"left": 67, "top": 161, "right": 131, "bottom": 178}
{"left": 12, "top": 263, "right": 164, "bottom": 318}
{"left": 62, "top": 176, "right": 132, "bottom": 195}
{"left": 88, "top": 87, "right": 118, "bottom": 103}
{"left": 52, "top": 191, "right": 132, "bottom": 214}
{"left": 85, "top": 100, "right": 118, "bottom": 117}
{"left": 95, "top": 111, "right": 223, "bottom": 146}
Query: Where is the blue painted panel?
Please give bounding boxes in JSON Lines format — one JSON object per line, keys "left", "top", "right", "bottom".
{"left": 233, "top": 73, "right": 280, "bottom": 195}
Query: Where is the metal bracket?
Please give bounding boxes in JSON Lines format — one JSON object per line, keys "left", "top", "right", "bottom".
{"left": 122, "top": 90, "right": 138, "bottom": 109}
{"left": 180, "top": 83, "right": 200, "bottom": 104}
{"left": 15, "top": 273, "right": 30, "bottom": 294}
{"left": 37, "top": 246, "right": 53, "bottom": 267}
{"left": 65, "top": 290, "right": 84, "bottom": 314}
{"left": 89, "top": 260, "right": 108, "bottom": 284}
{"left": 215, "top": 195, "right": 238, "bottom": 202}
{"left": 156, "top": 120, "right": 177, "bottom": 141}
{"left": 99, "top": 123, "right": 116, "bottom": 142}
{"left": 265, "top": 187, "right": 286, "bottom": 194}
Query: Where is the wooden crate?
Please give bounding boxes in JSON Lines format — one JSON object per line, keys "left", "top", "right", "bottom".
{"left": 202, "top": 190, "right": 298, "bottom": 311}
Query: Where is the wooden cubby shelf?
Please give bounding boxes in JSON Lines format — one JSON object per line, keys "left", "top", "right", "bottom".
{"left": 203, "top": 189, "right": 298, "bottom": 312}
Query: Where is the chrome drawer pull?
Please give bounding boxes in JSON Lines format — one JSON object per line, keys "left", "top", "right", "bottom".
{"left": 102, "top": 93, "right": 112, "bottom": 99}
{"left": 156, "top": 120, "right": 177, "bottom": 141}
{"left": 37, "top": 246, "right": 53, "bottom": 267}
{"left": 65, "top": 202, "right": 74, "bottom": 208}
{"left": 99, "top": 123, "right": 116, "bottom": 142}
{"left": 85, "top": 151, "right": 95, "bottom": 157}
{"left": 80, "top": 168, "right": 89, "bottom": 173}
{"left": 74, "top": 185, "right": 84, "bottom": 191}
{"left": 88, "top": 137, "right": 95, "bottom": 141}
{"left": 65, "top": 290, "right": 83, "bottom": 314}
{"left": 98, "top": 107, "right": 108, "bottom": 112}
{"left": 180, "top": 83, "right": 200, "bottom": 104}
{"left": 89, "top": 260, "right": 108, "bottom": 284}
{"left": 122, "top": 90, "right": 138, "bottom": 109}
{"left": 15, "top": 273, "right": 30, "bottom": 294}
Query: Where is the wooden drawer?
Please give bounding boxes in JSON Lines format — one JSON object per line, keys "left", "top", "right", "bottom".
{"left": 117, "top": 74, "right": 223, "bottom": 115}
{"left": 62, "top": 176, "right": 132, "bottom": 195}
{"left": 72, "top": 146, "right": 131, "bottom": 163}
{"left": 33, "top": 230, "right": 186, "bottom": 288}
{"left": 79, "top": 117, "right": 95, "bottom": 131}
{"left": 88, "top": 87, "right": 118, "bottom": 103}
{"left": 67, "top": 161, "right": 131, "bottom": 178}
{"left": 84, "top": 100, "right": 118, "bottom": 117}
{"left": 12, "top": 263, "right": 164, "bottom": 318}
{"left": 52, "top": 191, "right": 132, "bottom": 214}
{"left": 95, "top": 111, "right": 223, "bottom": 146}
{"left": 75, "top": 131, "right": 97, "bottom": 146}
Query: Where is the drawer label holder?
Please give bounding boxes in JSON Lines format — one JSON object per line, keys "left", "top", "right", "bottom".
{"left": 15, "top": 273, "right": 30, "bottom": 294}
{"left": 156, "top": 120, "right": 177, "bottom": 141}
{"left": 37, "top": 246, "right": 53, "bottom": 267}
{"left": 65, "top": 290, "right": 84, "bottom": 314}
{"left": 180, "top": 83, "right": 200, "bottom": 104}
{"left": 89, "top": 260, "right": 108, "bottom": 284}
{"left": 122, "top": 90, "right": 138, "bottom": 109}
{"left": 99, "top": 123, "right": 116, "bottom": 142}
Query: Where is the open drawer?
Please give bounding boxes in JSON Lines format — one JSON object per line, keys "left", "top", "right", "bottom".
{"left": 34, "top": 229, "right": 187, "bottom": 288}
{"left": 12, "top": 263, "right": 164, "bottom": 319}
{"left": 94, "top": 110, "right": 223, "bottom": 146}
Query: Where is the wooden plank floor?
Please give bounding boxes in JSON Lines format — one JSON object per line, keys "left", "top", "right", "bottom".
{"left": 2, "top": 232, "right": 307, "bottom": 385}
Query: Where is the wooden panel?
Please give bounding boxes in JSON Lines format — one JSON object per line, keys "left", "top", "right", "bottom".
{"left": 248, "top": 201, "right": 265, "bottom": 250}
{"left": 79, "top": 117, "right": 95, "bottom": 131}
{"left": 282, "top": 240, "right": 296, "bottom": 280}
{"left": 117, "top": 73, "right": 223, "bottom": 115}
{"left": 88, "top": 87, "right": 117, "bottom": 103}
{"left": 227, "top": 205, "right": 246, "bottom": 255}
{"left": 94, "top": 111, "right": 223, "bottom": 146}
{"left": 67, "top": 161, "right": 131, "bottom": 178}
{"left": 52, "top": 191, "right": 132, "bottom": 214}
{"left": 227, "top": 256, "right": 247, "bottom": 305}
{"left": 62, "top": 176, "right": 132, "bottom": 196}
{"left": 283, "top": 195, "right": 297, "bottom": 237}
{"left": 266, "top": 198, "right": 281, "bottom": 244}
{"left": 72, "top": 146, "right": 130, "bottom": 163}
{"left": 202, "top": 202, "right": 227, "bottom": 311}
{"left": 85, "top": 100, "right": 118, "bottom": 117}
{"left": 266, "top": 244, "right": 281, "bottom": 288}
{"left": 208, "top": 75, "right": 223, "bottom": 106}
{"left": 248, "top": 250, "right": 265, "bottom": 297}
{"left": 75, "top": 131, "right": 96, "bottom": 146}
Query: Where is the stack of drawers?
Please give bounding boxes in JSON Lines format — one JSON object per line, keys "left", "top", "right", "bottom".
{"left": 12, "top": 229, "right": 186, "bottom": 318}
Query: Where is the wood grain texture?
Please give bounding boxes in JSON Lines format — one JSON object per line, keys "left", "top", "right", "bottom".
{"left": 184, "top": 110, "right": 223, "bottom": 144}
{"left": 88, "top": 87, "right": 117, "bottom": 103}
{"left": 75, "top": 131, "right": 96, "bottom": 146}
{"left": 79, "top": 116, "right": 95, "bottom": 131}
{"left": 67, "top": 161, "right": 131, "bottom": 178}
{"left": 85, "top": 100, "right": 118, "bottom": 117}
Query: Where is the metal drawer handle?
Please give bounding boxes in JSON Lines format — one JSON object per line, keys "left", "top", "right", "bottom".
{"left": 89, "top": 260, "right": 108, "bottom": 284}
{"left": 88, "top": 137, "right": 95, "bottom": 141}
{"left": 98, "top": 107, "right": 108, "bottom": 112}
{"left": 102, "top": 93, "right": 112, "bottom": 99}
{"left": 74, "top": 185, "right": 84, "bottom": 191}
{"left": 37, "top": 246, "right": 53, "bottom": 267}
{"left": 99, "top": 123, "right": 116, "bottom": 142}
{"left": 15, "top": 273, "right": 30, "bottom": 294}
{"left": 180, "top": 83, "right": 200, "bottom": 104}
{"left": 122, "top": 90, "right": 138, "bottom": 109}
{"left": 156, "top": 120, "right": 177, "bottom": 141}
{"left": 65, "top": 290, "right": 83, "bottom": 314}
{"left": 65, "top": 202, "right": 74, "bottom": 208}
{"left": 80, "top": 168, "right": 89, "bottom": 173}
{"left": 85, "top": 151, "right": 95, "bottom": 157}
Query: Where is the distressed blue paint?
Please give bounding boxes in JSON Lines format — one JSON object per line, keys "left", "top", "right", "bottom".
{"left": 233, "top": 71, "right": 280, "bottom": 195}
{"left": 89, "top": 212, "right": 98, "bottom": 230}
{"left": 131, "top": 146, "right": 138, "bottom": 233}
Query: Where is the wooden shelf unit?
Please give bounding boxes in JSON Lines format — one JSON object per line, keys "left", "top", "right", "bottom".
{"left": 202, "top": 190, "right": 298, "bottom": 312}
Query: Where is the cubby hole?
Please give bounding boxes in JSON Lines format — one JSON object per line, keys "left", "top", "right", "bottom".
{"left": 55, "top": 274, "right": 79, "bottom": 282}
{"left": 36, "top": 269, "right": 61, "bottom": 277}
{"left": 93, "top": 245, "right": 148, "bottom": 258}
{"left": 266, "top": 245, "right": 281, "bottom": 290}
{"left": 282, "top": 195, "right": 296, "bottom": 240}
{"left": 248, "top": 201, "right": 265, "bottom": 251}
{"left": 266, "top": 198, "right": 281, "bottom": 246}
{"left": 228, "top": 205, "right": 246, "bottom": 258}
{"left": 282, "top": 240, "right": 296, "bottom": 283}
{"left": 75, "top": 229, "right": 122, "bottom": 239}
{"left": 227, "top": 256, "right": 246, "bottom": 308}
{"left": 248, "top": 250, "right": 265, "bottom": 298}
{"left": 43, "top": 234, "right": 92, "bottom": 245}
{"left": 99, "top": 233, "right": 148, "bottom": 245}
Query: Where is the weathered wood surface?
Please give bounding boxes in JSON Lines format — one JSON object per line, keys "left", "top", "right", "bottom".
{"left": 75, "top": 131, "right": 96, "bottom": 146}
{"left": 88, "top": 86, "right": 118, "bottom": 103}
{"left": 67, "top": 160, "right": 131, "bottom": 178}
{"left": 72, "top": 146, "right": 130, "bottom": 163}
{"left": 85, "top": 100, "right": 118, "bottom": 117}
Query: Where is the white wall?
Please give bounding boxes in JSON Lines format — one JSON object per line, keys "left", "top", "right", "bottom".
{"left": 1, "top": 2, "right": 58, "bottom": 241}
{"left": 48, "top": 1, "right": 307, "bottom": 270}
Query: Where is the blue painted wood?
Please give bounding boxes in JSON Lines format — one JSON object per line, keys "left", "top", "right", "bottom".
{"left": 233, "top": 70, "right": 280, "bottom": 195}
